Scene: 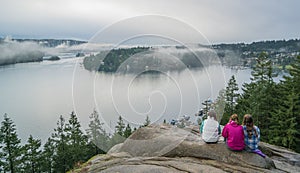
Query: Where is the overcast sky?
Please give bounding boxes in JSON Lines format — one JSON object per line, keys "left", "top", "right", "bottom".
{"left": 0, "top": 0, "right": 299, "bottom": 44}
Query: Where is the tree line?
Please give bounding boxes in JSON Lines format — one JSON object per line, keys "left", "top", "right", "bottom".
{"left": 220, "top": 53, "right": 300, "bottom": 153}
{"left": 0, "top": 109, "right": 151, "bottom": 173}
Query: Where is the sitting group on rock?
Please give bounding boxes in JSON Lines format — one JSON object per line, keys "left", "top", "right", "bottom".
{"left": 200, "top": 110, "right": 266, "bottom": 158}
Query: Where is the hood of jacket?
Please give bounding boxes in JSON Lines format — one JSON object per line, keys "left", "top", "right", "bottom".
{"left": 229, "top": 120, "right": 239, "bottom": 127}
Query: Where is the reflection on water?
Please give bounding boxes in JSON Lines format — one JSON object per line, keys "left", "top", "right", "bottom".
{"left": 0, "top": 58, "right": 252, "bottom": 142}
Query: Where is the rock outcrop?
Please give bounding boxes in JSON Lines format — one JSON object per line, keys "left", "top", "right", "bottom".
{"left": 72, "top": 124, "right": 300, "bottom": 173}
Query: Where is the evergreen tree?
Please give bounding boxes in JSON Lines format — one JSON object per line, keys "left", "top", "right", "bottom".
{"left": 0, "top": 129, "right": 3, "bottom": 172}
{"left": 143, "top": 115, "right": 151, "bottom": 127}
{"left": 40, "top": 138, "right": 55, "bottom": 173}
{"left": 213, "top": 89, "right": 226, "bottom": 124}
{"left": 221, "top": 76, "right": 239, "bottom": 124}
{"left": 201, "top": 99, "right": 212, "bottom": 120}
{"left": 123, "top": 124, "right": 132, "bottom": 138}
{"left": 86, "top": 110, "right": 109, "bottom": 155}
{"left": 0, "top": 114, "right": 22, "bottom": 173}
{"left": 236, "top": 52, "right": 276, "bottom": 140}
{"left": 269, "top": 55, "right": 300, "bottom": 152}
{"left": 51, "top": 115, "right": 68, "bottom": 173}
{"left": 65, "top": 111, "right": 89, "bottom": 170}
{"left": 115, "top": 116, "right": 125, "bottom": 136}
{"left": 109, "top": 116, "right": 126, "bottom": 147}
{"left": 21, "top": 135, "right": 42, "bottom": 173}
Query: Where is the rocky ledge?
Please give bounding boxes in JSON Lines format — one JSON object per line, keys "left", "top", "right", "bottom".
{"left": 72, "top": 124, "right": 300, "bottom": 173}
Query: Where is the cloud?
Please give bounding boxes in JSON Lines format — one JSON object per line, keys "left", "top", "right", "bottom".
{"left": 0, "top": 38, "right": 45, "bottom": 65}
{"left": 0, "top": 0, "right": 299, "bottom": 43}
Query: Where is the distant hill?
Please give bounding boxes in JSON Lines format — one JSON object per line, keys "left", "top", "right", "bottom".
{"left": 11, "top": 38, "right": 87, "bottom": 47}
{"left": 213, "top": 39, "right": 300, "bottom": 52}
{"left": 213, "top": 39, "right": 300, "bottom": 69}
{"left": 83, "top": 39, "right": 300, "bottom": 73}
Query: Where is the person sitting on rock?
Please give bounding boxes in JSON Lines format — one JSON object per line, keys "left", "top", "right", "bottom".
{"left": 200, "top": 110, "right": 221, "bottom": 143}
{"left": 242, "top": 114, "right": 266, "bottom": 158}
{"left": 222, "top": 114, "right": 245, "bottom": 151}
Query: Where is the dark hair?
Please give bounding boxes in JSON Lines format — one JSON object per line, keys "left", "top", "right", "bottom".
{"left": 208, "top": 110, "right": 217, "bottom": 120}
{"left": 242, "top": 114, "right": 258, "bottom": 138}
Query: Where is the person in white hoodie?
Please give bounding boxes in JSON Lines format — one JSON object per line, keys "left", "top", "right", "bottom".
{"left": 200, "top": 110, "right": 221, "bottom": 143}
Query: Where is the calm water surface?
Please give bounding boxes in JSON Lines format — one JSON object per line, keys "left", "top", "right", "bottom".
{"left": 0, "top": 58, "right": 252, "bottom": 142}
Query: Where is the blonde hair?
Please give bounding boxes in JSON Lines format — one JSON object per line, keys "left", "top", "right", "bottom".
{"left": 230, "top": 114, "right": 239, "bottom": 122}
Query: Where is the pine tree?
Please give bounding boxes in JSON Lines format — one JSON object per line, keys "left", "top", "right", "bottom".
{"left": 201, "top": 99, "right": 213, "bottom": 119}
{"left": 0, "top": 114, "right": 22, "bottom": 173}
{"left": 221, "top": 75, "right": 239, "bottom": 124}
{"left": 225, "top": 75, "right": 239, "bottom": 113}
{"left": 123, "top": 124, "right": 132, "bottom": 138}
{"left": 86, "top": 110, "right": 109, "bottom": 155}
{"left": 115, "top": 116, "right": 125, "bottom": 136}
{"left": 213, "top": 89, "right": 226, "bottom": 124}
{"left": 52, "top": 115, "right": 68, "bottom": 173}
{"left": 143, "top": 115, "right": 151, "bottom": 127}
{"left": 109, "top": 116, "right": 126, "bottom": 148}
{"left": 269, "top": 55, "right": 300, "bottom": 152}
{"left": 21, "top": 135, "right": 42, "bottom": 173}
{"left": 236, "top": 52, "right": 276, "bottom": 140}
{"left": 0, "top": 129, "right": 3, "bottom": 172}
{"left": 65, "top": 111, "right": 89, "bottom": 169}
{"left": 40, "top": 138, "right": 55, "bottom": 173}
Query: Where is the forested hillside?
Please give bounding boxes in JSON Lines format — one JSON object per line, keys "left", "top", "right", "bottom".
{"left": 220, "top": 53, "right": 300, "bottom": 153}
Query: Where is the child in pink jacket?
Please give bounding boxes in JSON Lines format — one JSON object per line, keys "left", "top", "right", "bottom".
{"left": 222, "top": 114, "right": 245, "bottom": 151}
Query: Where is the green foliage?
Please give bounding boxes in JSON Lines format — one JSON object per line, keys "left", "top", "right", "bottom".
{"left": 201, "top": 99, "right": 213, "bottom": 119}
{"left": 20, "top": 135, "right": 42, "bottom": 173}
{"left": 220, "top": 75, "right": 239, "bottom": 125}
{"left": 143, "top": 115, "right": 151, "bottom": 127}
{"left": 51, "top": 115, "right": 68, "bottom": 172}
{"left": 0, "top": 114, "right": 22, "bottom": 173}
{"left": 213, "top": 89, "right": 226, "bottom": 123}
{"left": 269, "top": 55, "right": 300, "bottom": 152}
{"left": 40, "top": 138, "right": 55, "bottom": 173}
{"left": 123, "top": 124, "right": 132, "bottom": 138}
{"left": 236, "top": 52, "right": 276, "bottom": 140}
{"left": 86, "top": 110, "right": 109, "bottom": 154}
{"left": 107, "top": 116, "right": 127, "bottom": 148}
{"left": 65, "top": 111, "right": 89, "bottom": 167}
{"left": 232, "top": 52, "right": 300, "bottom": 152}
{"left": 83, "top": 47, "right": 149, "bottom": 72}
{"left": 115, "top": 116, "right": 125, "bottom": 136}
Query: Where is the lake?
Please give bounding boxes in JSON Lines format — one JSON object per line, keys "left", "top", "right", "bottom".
{"left": 0, "top": 57, "right": 253, "bottom": 142}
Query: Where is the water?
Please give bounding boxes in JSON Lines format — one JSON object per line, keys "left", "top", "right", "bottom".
{"left": 0, "top": 58, "right": 253, "bottom": 143}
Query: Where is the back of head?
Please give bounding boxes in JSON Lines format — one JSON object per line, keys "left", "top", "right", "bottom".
{"left": 242, "top": 114, "right": 254, "bottom": 127}
{"left": 230, "top": 114, "right": 239, "bottom": 124}
{"left": 242, "top": 114, "right": 258, "bottom": 137}
{"left": 208, "top": 110, "right": 217, "bottom": 121}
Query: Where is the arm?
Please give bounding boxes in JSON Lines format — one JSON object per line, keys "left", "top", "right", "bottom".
{"left": 222, "top": 125, "right": 228, "bottom": 138}
{"left": 200, "top": 120, "right": 204, "bottom": 134}
{"left": 256, "top": 126, "right": 261, "bottom": 143}
{"left": 218, "top": 124, "right": 221, "bottom": 135}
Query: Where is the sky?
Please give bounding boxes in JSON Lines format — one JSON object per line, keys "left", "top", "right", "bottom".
{"left": 0, "top": 0, "right": 299, "bottom": 44}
